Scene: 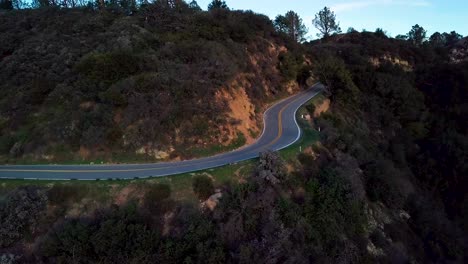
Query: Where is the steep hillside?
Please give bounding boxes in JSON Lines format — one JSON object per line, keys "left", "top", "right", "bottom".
{"left": 307, "top": 32, "right": 468, "bottom": 263}
{"left": 0, "top": 7, "right": 303, "bottom": 164}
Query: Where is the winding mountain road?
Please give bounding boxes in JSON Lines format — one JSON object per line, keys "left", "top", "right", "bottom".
{"left": 0, "top": 84, "right": 324, "bottom": 180}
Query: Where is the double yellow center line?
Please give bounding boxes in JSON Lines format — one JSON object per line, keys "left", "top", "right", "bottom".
{"left": 0, "top": 93, "right": 302, "bottom": 174}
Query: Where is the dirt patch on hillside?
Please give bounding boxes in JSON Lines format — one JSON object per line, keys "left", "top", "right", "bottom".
{"left": 369, "top": 56, "right": 412, "bottom": 71}
{"left": 79, "top": 146, "right": 91, "bottom": 160}
{"left": 216, "top": 84, "right": 259, "bottom": 145}
{"left": 114, "top": 184, "right": 144, "bottom": 205}
{"left": 314, "top": 99, "right": 330, "bottom": 117}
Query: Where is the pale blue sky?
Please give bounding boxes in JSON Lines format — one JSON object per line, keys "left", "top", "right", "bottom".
{"left": 196, "top": 0, "right": 468, "bottom": 40}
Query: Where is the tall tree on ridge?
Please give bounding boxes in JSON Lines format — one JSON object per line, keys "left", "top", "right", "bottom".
{"left": 188, "top": 0, "right": 201, "bottom": 10}
{"left": 312, "top": 6, "right": 341, "bottom": 38}
{"left": 274, "top": 11, "right": 308, "bottom": 43}
{"left": 407, "top": 24, "right": 427, "bottom": 47}
{"left": 208, "top": 0, "right": 227, "bottom": 10}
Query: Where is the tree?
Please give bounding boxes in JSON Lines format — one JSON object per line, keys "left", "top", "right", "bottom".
{"left": 347, "top": 27, "right": 358, "bottom": 34}
{"left": 32, "top": 0, "right": 52, "bottom": 7}
{"left": 192, "top": 175, "right": 215, "bottom": 200}
{"left": 312, "top": 6, "right": 341, "bottom": 38}
{"left": 429, "top": 32, "right": 445, "bottom": 47}
{"left": 274, "top": 11, "right": 308, "bottom": 42}
{"left": 143, "top": 183, "right": 172, "bottom": 214}
{"left": 407, "top": 24, "right": 427, "bottom": 46}
{"left": 313, "top": 54, "right": 360, "bottom": 106}
{"left": 153, "top": 0, "right": 187, "bottom": 10}
{"left": 443, "top": 31, "right": 463, "bottom": 46}
{"left": 375, "top": 28, "right": 387, "bottom": 38}
{"left": 188, "top": 0, "right": 200, "bottom": 10}
{"left": 0, "top": 0, "right": 13, "bottom": 9}
{"left": 395, "top": 34, "right": 408, "bottom": 41}
{"left": 207, "top": 0, "right": 227, "bottom": 10}
{"left": 278, "top": 51, "right": 302, "bottom": 81}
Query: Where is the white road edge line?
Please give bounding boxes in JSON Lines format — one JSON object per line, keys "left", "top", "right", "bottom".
{"left": 0, "top": 84, "right": 323, "bottom": 181}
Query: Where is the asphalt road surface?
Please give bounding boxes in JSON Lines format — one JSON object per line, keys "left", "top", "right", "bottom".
{"left": 0, "top": 84, "right": 324, "bottom": 180}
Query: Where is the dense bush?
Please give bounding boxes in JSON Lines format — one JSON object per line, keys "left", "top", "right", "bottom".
{"left": 143, "top": 183, "right": 173, "bottom": 214}
{"left": 39, "top": 203, "right": 161, "bottom": 263}
{"left": 0, "top": 186, "right": 47, "bottom": 248}
{"left": 76, "top": 51, "right": 141, "bottom": 83}
{"left": 192, "top": 174, "right": 215, "bottom": 200}
{"left": 47, "top": 184, "right": 86, "bottom": 205}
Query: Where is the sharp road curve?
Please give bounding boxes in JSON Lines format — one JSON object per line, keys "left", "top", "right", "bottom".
{"left": 0, "top": 84, "right": 324, "bottom": 180}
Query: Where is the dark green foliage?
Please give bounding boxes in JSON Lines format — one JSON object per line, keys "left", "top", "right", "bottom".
{"left": 143, "top": 183, "right": 173, "bottom": 214}
{"left": 47, "top": 184, "right": 86, "bottom": 205}
{"left": 305, "top": 103, "right": 316, "bottom": 116}
{"left": 39, "top": 203, "right": 161, "bottom": 263}
{"left": 313, "top": 54, "right": 360, "bottom": 107}
{"left": 374, "top": 28, "right": 387, "bottom": 38}
{"left": 407, "top": 24, "right": 427, "bottom": 46}
{"left": 274, "top": 11, "right": 308, "bottom": 42}
{"left": 188, "top": 0, "right": 201, "bottom": 11}
{"left": 37, "top": 201, "right": 226, "bottom": 263}
{"left": 76, "top": 52, "right": 140, "bottom": 83}
{"left": 0, "top": 186, "right": 47, "bottom": 247}
{"left": 296, "top": 64, "right": 313, "bottom": 85}
{"left": 0, "top": 0, "right": 13, "bottom": 10}
{"left": 406, "top": 194, "right": 465, "bottom": 261}
{"left": 207, "top": 0, "right": 227, "bottom": 10}
{"left": 429, "top": 32, "right": 445, "bottom": 47}
{"left": 312, "top": 6, "right": 341, "bottom": 38}
{"left": 0, "top": 135, "right": 14, "bottom": 154}
{"left": 192, "top": 175, "right": 215, "bottom": 200}
{"left": 161, "top": 206, "right": 226, "bottom": 263}
{"left": 278, "top": 51, "right": 303, "bottom": 81}
{"left": 307, "top": 32, "right": 467, "bottom": 262}
{"left": 364, "top": 160, "right": 405, "bottom": 209}
{"left": 211, "top": 152, "right": 368, "bottom": 262}
{"left": 440, "top": 31, "right": 463, "bottom": 46}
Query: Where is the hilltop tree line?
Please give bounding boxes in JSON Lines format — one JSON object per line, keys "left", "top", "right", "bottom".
{"left": 0, "top": 0, "right": 227, "bottom": 10}
{"left": 0, "top": 0, "right": 343, "bottom": 42}
{"left": 2, "top": 0, "right": 462, "bottom": 46}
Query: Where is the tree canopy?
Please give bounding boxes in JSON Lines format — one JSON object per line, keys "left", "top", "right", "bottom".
{"left": 312, "top": 6, "right": 341, "bottom": 38}
{"left": 208, "top": 0, "right": 228, "bottom": 10}
{"left": 274, "top": 10, "right": 308, "bottom": 42}
{"left": 407, "top": 24, "right": 427, "bottom": 46}
{"left": 188, "top": 0, "right": 201, "bottom": 10}
{"left": 429, "top": 32, "right": 445, "bottom": 47}
{"left": 0, "top": 0, "right": 13, "bottom": 9}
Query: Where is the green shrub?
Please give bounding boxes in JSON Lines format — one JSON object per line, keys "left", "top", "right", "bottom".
{"left": 47, "top": 184, "right": 86, "bottom": 206}
{"left": 76, "top": 51, "right": 140, "bottom": 83}
{"left": 305, "top": 103, "right": 316, "bottom": 116}
{"left": 143, "top": 183, "right": 173, "bottom": 214}
{"left": 144, "top": 183, "right": 171, "bottom": 204}
{"left": 99, "top": 88, "right": 128, "bottom": 106}
{"left": 192, "top": 175, "right": 215, "bottom": 200}
{"left": 0, "top": 134, "right": 14, "bottom": 154}
{"left": 278, "top": 51, "right": 302, "bottom": 81}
